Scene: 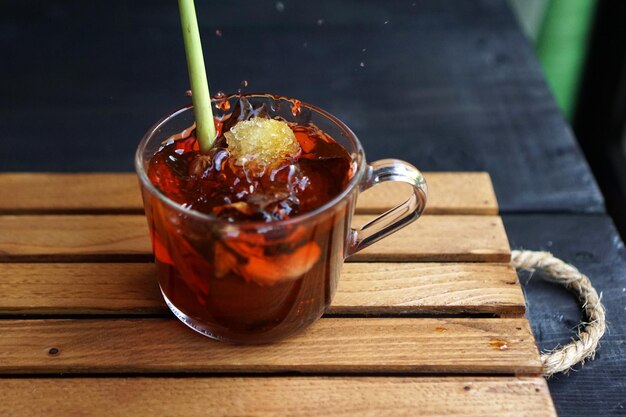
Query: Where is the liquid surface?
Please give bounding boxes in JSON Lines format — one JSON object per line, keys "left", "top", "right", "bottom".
{"left": 148, "top": 97, "right": 353, "bottom": 222}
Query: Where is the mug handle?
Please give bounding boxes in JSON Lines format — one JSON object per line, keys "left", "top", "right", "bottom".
{"left": 347, "top": 159, "right": 428, "bottom": 256}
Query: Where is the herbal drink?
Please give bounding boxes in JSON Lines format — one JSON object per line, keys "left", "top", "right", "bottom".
{"left": 143, "top": 2, "right": 427, "bottom": 344}
{"left": 144, "top": 95, "right": 354, "bottom": 343}
{"left": 136, "top": 94, "right": 427, "bottom": 343}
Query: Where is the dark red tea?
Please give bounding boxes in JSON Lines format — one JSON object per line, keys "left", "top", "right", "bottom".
{"left": 145, "top": 97, "right": 354, "bottom": 342}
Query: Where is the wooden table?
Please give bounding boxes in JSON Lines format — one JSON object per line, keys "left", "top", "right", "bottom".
{"left": 1, "top": 1, "right": 624, "bottom": 415}
{"left": 0, "top": 172, "right": 556, "bottom": 416}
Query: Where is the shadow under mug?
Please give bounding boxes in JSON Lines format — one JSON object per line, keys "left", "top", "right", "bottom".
{"left": 135, "top": 94, "right": 428, "bottom": 343}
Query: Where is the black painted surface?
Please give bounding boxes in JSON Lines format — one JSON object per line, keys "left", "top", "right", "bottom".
{"left": 505, "top": 214, "right": 626, "bottom": 417}
{"left": 1, "top": 1, "right": 624, "bottom": 416}
{"left": 0, "top": 0, "right": 603, "bottom": 213}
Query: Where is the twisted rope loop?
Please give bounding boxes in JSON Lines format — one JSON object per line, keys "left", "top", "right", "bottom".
{"left": 511, "top": 250, "right": 606, "bottom": 378}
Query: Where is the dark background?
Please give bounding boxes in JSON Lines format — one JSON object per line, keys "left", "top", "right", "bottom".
{"left": 0, "top": 0, "right": 604, "bottom": 212}
{"left": 574, "top": 0, "right": 626, "bottom": 242}
{"left": 1, "top": 1, "right": 625, "bottom": 415}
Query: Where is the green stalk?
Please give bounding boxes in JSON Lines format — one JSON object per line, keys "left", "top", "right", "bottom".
{"left": 178, "top": 0, "right": 216, "bottom": 153}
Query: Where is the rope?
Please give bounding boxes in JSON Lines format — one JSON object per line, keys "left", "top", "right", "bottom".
{"left": 511, "top": 250, "right": 606, "bottom": 378}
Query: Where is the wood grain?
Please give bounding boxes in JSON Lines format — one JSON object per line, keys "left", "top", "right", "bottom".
{"left": 0, "top": 172, "right": 498, "bottom": 215}
{"left": 0, "top": 376, "right": 556, "bottom": 417}
{"left": 0, "top": 318, "right": 541, "bottom": 375}
{"left": 357, "top": 172, "right": 498, "bottom": 215}
{"left": 351, "top": 215, "right": 510, "bottom": 262}
{"left": 0, "top": 214, "right": 510, "bottom": 262}
{"left": 0, "top": 215, "right": 149, "bottom": 262}
{"left": 0, "top": 262, "right": 524, "bottom": 315}
{"left": 335, "top": 262, "right": 523, "bottom": 314}
{"left": 0, "top": 173, "right": 142, "bottom": 214}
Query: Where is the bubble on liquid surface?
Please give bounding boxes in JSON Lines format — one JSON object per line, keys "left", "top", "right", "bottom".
{"left": 215, "top": 29, "right": 222, "bottom": 37}
{"left": 225, "top": 118, "right": 300, "bottom": 175}
{"left": 275, "top": 1, "right": 285, "bottom": 12}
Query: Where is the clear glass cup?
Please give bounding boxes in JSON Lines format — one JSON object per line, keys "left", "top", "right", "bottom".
{"left": 135, "top": 94, "right": 427, "bottom": 343}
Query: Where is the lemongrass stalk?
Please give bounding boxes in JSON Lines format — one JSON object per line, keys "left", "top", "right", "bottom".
{"left": 178, "top": 0, "right": 216, "bottom": 152}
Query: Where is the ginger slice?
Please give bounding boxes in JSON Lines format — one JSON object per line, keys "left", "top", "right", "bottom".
{"left": 214, "top": 229, "right": 322, "bottom": 286}
{"left": 237, "top": 241, "right": 321, "bottom": 286}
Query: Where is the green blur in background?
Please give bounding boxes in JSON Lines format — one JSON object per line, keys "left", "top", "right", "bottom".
{"left": 509, "top": 0, "right": 596, "bottom": 120}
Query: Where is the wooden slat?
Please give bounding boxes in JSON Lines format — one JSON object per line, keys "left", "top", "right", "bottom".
{"left": 0, "top": 214, "right": 510, "bottom": 262}
{"left": 0, "top": 215, "right": 149, "bottom": 262}
{"left": 0, "top": 263, "right": 524, "bottom": 315}
{"left": 0, "top": 318, "right": 541, "bottom": 375}
{"left": 0, "top": 377, "right": 557, "bottom": 417}
{"left": 351, "top": 215, "right": 510, "bottom": 262}
{"left": 334, "top": 263, "right": 522, "bottom": 314}
{"left": 0, "top": 173, "right": 142, "bottom": 214}
{"left": 357, "top": 172, "right": 498, "bottom": 215}
{"left": 0, "top": 172, "right": 498, "bottom": 215}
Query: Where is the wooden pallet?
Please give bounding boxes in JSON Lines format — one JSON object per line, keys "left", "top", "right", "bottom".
{"left": 0, "top": 172, "right": 557, "bottom": 416}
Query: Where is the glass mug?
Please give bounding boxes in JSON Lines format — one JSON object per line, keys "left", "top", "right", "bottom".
{"left": 135, "top": 94, "right": 428, "bottom": 343}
